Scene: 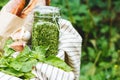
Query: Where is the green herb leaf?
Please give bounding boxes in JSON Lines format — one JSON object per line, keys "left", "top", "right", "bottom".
{"left": 0, "top": 57, "right": 8, "bottom": 68}
{"left": 3, "top": 39, "right": 15, "bottom": 57}
{"left": 45, "top": 56, "right": 72, "bottom": 72}
{"left": 1, "top": 68, "right": 24, "bottom": 77}
{"left": 20, "top": 59, "right": 37, "bottom": 72}
{"left": 10, "top": 61, "right": 23, "bottom": 71}
{"left": 24, "top": 72, "right": 35, "bottom": 79}
{"left": 32, "top": 46, "right": 49, "bottom": 61}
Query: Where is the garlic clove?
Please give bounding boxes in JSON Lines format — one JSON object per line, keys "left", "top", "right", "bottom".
{"left": 22, "top": 30, "right": 31, "bottom": 41}
{"left": 10, "top": 27, "right": 31, "bottom": 41}
{"left": 10, "top": 28, "right": 23, "bottom": 40}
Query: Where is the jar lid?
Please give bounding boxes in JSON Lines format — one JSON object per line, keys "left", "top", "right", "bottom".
{"left": 34, "top": 6, "right": 60, "bottom": 14}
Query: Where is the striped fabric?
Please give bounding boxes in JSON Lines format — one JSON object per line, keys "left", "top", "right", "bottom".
{"left": 0, "top": 19, "right": 82, "bottom": 80}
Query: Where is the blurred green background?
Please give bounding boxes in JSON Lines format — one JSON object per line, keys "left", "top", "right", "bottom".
{"left": 0, "top": 0, "right": 120, "bottom": 80}
{"left": 51, "top": 0, "right": 120, "bottom": 80}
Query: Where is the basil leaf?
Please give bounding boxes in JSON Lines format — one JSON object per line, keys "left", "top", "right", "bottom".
{"left": 1, "top": 68, "right": 24, "bottom": 77}
{"left": 35, "top": 46, "right": 49, "bottom": 54}
{"left": 10, "top": 61, "right": 23, "bottom": 71}
{"left": 0, "top": 57, "right": 7, "bottom": 67}
{"left": 45, "top": 56, "right": 73, "bottom": 72}
{"left": 17, "top": 46, "right": 31, "bottom": 58}
{"left": 3, "top": 39, "right": 15, "bottom": 57}
{"left": 24, "top": 72, "right": 35, "bottom": 79}
{"left": 20, "top": 59, "right": 37, "bottom": 72}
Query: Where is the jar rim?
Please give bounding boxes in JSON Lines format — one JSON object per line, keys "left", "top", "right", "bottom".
{"left": 34, "top": 6, "right": 60, "bottom": 14}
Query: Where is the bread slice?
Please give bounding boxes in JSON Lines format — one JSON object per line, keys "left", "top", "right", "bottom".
{"left": 20, "top": 0, "right": 38, "bottom": 18}
{"left": 1, "top": 0, "right": 25, "bottom": 16}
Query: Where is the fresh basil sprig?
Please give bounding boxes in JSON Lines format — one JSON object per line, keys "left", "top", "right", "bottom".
{"left": 0, "top": 39, "right": 72, "bottom": 79}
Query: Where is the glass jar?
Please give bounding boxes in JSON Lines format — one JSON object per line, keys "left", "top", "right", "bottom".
{"left": 32, "top": 6, "right": 60, "bottom": 57}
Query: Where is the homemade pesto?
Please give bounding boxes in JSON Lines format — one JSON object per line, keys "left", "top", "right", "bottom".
{"left": 32, "top": 6, "right": 60, "bottom": 57}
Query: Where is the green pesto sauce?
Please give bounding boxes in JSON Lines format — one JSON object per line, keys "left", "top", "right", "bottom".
{"left": 32, "top": 12, "right": 59, "bottom": 57}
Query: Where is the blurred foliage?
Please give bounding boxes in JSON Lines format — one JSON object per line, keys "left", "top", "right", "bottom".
{"left": 0, "top": 0, "right": 120, "bottom": 80}
{"left": 51, "top": 0, "right": 120, "bottom": 80}
{"left": 0, "top": 0, "right": 9, "bottom": 9}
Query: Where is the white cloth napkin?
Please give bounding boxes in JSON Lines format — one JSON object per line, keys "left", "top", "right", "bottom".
{"left": 0, "top": 19, "right": 82, "bottom": 80}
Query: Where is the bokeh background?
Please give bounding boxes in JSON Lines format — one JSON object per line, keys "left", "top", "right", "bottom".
{"left": 0, "top": 0, "right": 120, "bottom": 80}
